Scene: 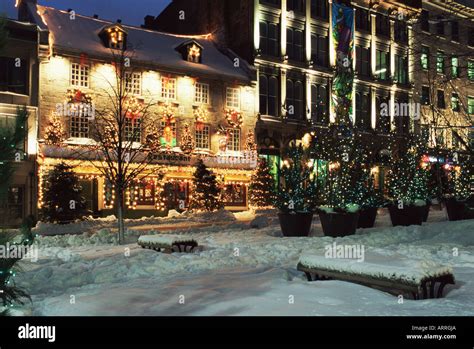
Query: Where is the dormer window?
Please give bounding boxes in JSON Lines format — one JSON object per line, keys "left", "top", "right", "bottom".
{"left": 176, "top": 40, "right": 203, "bottom": 64}
{"left": 99, "top": 25, "right": 127, "bottom": 50}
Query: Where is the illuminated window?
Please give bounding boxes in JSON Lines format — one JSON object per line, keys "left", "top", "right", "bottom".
{"left": 187, "top": 44, "right": 202, "bottom": 63}
{"left": 195, "top": 83, "right": 209, "bottom": 104}
{"left": 451, "top": 57, "right": 459, "bottom": 78}
{"left": 109, "top": 28, "right": 125, "bottom": 50}
{"left": 71, "top": 63, "right": 89, "bottom": 88}
{"left": 195, "top": 124, "right": 210, "bottom": 149}
{"left": 226, "top": 87, "right": 240, "bottom": 109}
{"left": 125, "top": 72, "right": 141, "bottom": 95}
{"left": 468, "top": 60, "right": 474, "bottom": 81}
{"left": 226, "top": 128, "right": 240, "bottom": 152}
{"left": 436, "top": 51, "right": 445, "bottom": 74}
{"left": 420, "top": 46, "right": 429, "bottom": 70}
{"left": 161, "top": 77, "right": 176, "bottom": 100}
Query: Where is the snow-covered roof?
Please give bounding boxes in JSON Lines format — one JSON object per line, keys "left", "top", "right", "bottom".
{"left": 34, "top": 5, "right": 253, "bottom": 82}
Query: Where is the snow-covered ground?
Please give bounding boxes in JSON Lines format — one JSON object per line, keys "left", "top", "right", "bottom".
{"left": 13, "top": 208, "right": 474, "bottom": 316}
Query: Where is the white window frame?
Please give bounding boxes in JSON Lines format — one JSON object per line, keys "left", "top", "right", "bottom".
{"left": 195, "top": 83, "right": 210, "bottom": 104}
{"left": 226, "top": 87, "right": 240, "bottom": 109}
{"left": 71, "top": 62, "right": 90, "bottom": 88}
{"left": 69, "top": 105, "right": 90, "bottom": 139}
{"left": 195, "top": 124, "right": 210, "bottom": 149}
{"left": 226, "top": 128, "right": 241, "bottom": 152}
{"left": 125, "top": 72, "right": 142, "bottom": 96}
{"left": 161, "top": 77, "right": 177, "bottom": 100}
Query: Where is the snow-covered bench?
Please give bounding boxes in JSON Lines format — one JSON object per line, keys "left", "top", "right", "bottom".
{"left": 297, "top": 254, "right": 455, "bottom": 300}
{"left": 138, "top": 235, "right": 198, "bottom": 253}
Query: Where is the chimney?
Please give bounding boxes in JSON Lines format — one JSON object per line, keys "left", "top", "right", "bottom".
{"left": 117, "top": 19, "right": 122, "bottom": 24}
{"left": 18, "top": 0, "right": 38, "bottom": 22}
{"left": 143, "top": 15, "right": 155, "bottom": 29}
{"left": 93, "top": 14, "right": 99, "bottom": 19}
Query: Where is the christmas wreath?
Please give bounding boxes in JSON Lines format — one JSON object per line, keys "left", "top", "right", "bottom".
{"left": 224, "top": 108, "right": 243, "bottom": 128}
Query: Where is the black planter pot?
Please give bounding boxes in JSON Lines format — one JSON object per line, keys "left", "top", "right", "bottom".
{"left": 278, "top": 212, "right": 314, "bottom": 237}
{"left": 319, "top": 211, "right": 360, "bottom": 237}
{"left": 444, "top": 198, "right": 467, "bottom": 221}
{"left": 388, "top": 205, "right": 423, "bottom": 227}
{"left": 357, "top": 207, "right": 378, "bottom": 228}
{"left": 421, "top": 202, "right": 431, "bottom": 222}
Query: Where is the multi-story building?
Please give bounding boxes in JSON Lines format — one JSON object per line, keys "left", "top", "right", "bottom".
{"left": 0, "top": 17, "right": 41, "bottom": 227}
{"left": 412, "top": 0, "right": 474, "bottom": 161}
{"left": 146, "top": 0, "right": 423, "bottom": 187}
{"left": 18, "top": 0, "right": 257, "bottom": 217}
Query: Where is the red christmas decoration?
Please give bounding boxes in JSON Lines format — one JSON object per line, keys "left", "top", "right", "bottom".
{"left": 224, "top": 108, "right": 243, "bottom": 128}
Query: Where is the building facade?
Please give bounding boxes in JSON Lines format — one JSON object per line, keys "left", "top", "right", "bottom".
{"left": 19, "top": 1, "right": 258, "bottom": 218}
{"left": 0, "top": 18, "right": 41, "bottom": 227}
{"left": 412, "top": 0, "right": 474, "bottom": 162}
{"left": 148, "top": 0, "right": 426, "bottom": 187}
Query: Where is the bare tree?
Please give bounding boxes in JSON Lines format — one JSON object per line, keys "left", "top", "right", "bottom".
{"left": 73, "top": 48, "right": 161, "bottom": 244}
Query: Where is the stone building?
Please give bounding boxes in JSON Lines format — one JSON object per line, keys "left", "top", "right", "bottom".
{"left": 19, "top": 1, "right": 257, "bottom": 217}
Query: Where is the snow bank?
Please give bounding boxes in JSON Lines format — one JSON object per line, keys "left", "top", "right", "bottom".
{"left": 34, "top": 209, "right": 237, "bottom": 236}
{"left": 298, "top": 254, "right": 453, "bottom": 284}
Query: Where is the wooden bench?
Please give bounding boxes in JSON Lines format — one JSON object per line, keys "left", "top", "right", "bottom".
{"left": 297, "top": 255, "right": 455, "bottom": 300}
{"left": 138, "top": 235, "right": 198, "bottom": 254}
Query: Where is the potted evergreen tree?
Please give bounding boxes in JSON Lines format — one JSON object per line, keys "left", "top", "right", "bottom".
{"left": 444, "top": 158, "right": 473, "bottom": 221}
{"left": 353, "top": 165, "right": 383, "bottom": 228}
{"left": 317, "top": 160, "right": 360, "bottom": 237}
{"left": 386, "top": 139, "right": 429, "bottom": 227}
{"left": 274, "top": 145, "right": 317, "bottom": 237}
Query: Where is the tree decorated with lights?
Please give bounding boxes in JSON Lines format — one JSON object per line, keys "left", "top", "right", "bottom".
{"left": 0, "top": 106, "right": 35, "bottom": 315}
{"left": 275, "top": 144, "right": 318, "bottom": 213}
{"left": 41, "top": 162, "right": 87, "bottom": 223}
{"left": 449, "top": 158, "right": 472, "bottom": 201}
{"left": 180, "top": 123, "right": 194, "bottom": 154}
{"left": 189, "top": 159, "right": 223, "bottom": 212}
{"left": 387, "top": 135, "right": 429, "bottom": 206}
{"left": 351, "top": 164, "right": 383, "bottom": 210}
{"left": 248, "top": 158, "right": 276, "bottom": 208}
{"left": 44, "top": 113, "right": 65, "bottom": 146}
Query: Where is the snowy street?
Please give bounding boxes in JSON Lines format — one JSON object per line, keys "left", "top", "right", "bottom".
{"left": 15, "top": 209, "right": 474, "bottom": 316}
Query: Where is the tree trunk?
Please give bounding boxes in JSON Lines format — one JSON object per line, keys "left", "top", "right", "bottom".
{"left": 116, "top": 186, "right": 125, "bottom": 245}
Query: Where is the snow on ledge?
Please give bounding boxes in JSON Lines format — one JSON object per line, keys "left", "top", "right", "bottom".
{"left": 298, "top": 254, "right": 453, "bottom": 285}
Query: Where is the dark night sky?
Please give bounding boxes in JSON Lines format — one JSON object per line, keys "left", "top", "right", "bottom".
{"left": 1, "top": 0, "right": 172, "bottom": 26}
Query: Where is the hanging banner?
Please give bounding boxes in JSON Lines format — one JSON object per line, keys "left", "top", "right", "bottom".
{"left": 332, "top": 1, "right": 355, "bottom": 125}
